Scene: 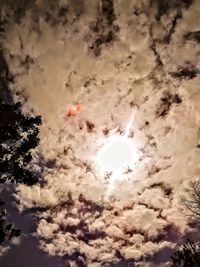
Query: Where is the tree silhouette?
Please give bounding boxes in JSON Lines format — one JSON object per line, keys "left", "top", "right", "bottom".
{"left": 0, "top": 98, "right": 42, "bottom": 185}
{"left": 0, "top": 98, "right": 42, "bottom": 244}
{"left": 0, "top": 200, "right": 20, "bottom": 244}
{"left": 181, "top": 181, "right": 200, "bottom": 222}
{"left": 170, "top": 180, "right": 200, "bottom": 266}
{"left": 171, "top": 239, "right": 200, "bottom": 267}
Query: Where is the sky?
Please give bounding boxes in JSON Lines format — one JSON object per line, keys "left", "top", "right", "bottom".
{"left": 1, "top": 0, "right": 200, "bottom": 266}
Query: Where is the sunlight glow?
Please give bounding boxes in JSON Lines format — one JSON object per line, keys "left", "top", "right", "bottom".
{"left": 97, "top": 135, "right": 138, "bottom": 173}
{"left": 95, "top": 109, "right": 139, "bottom": 197}
{"left": 97, "top": 109, "right": 138, "bottom": 174}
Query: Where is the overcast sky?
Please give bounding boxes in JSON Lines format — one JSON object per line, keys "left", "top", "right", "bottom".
{"left": 1, "top": 0, "right": 200, "bottom": 266}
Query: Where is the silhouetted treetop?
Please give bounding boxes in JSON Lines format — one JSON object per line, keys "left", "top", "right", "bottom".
{"left": 0, "top": 200, "right": 20, "bottom": 244}
{"left": 0, "top": 98, "right": 42, "bottom": 185}
{"left": 171, "top": 239, "right": 200, "bottom": 267}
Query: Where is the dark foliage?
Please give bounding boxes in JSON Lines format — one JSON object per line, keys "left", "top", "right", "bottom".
{"left": 0, "top": 50, "right": 13, "bottom": 104}
{"left": 171, "top": 239, "right": 200, "bottom": 267}
{"left": 181, "top": 181, "right": 200, "bottom": 221}
{"left": 0, "top": 98, "right": 42, "bottom": 185}
{"left": 0, "top": 201, "right": 20, "bottom": 244}
{"left": 0, "top": 98, "right": 42, "bottom": 244}
{"left": 170, "top": 181, "right": 200, "bottom": 266}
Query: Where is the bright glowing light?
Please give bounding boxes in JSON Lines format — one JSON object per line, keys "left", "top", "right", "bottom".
{"left": 66, "top": 103, "right": 84, "bottom": 117}
{"left": 95, "top": 109, "right": 138, "bottom": 198}
{"left": 97, "top": 135, "right": 138, "bottom": 173}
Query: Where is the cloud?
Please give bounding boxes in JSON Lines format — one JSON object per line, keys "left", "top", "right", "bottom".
{"left": 0, "top": 245, "right": 10, "bottom": 257}
{"left": 2, "top": 0, "right": 200, "bottom": 265}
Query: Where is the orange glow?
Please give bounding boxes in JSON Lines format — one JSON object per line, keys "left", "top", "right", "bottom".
{"left": 66, "top": 103, "right": 84, "bottom": 117}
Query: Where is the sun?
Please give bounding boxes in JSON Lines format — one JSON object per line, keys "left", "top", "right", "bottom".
{"left": 96, "top": 134, "right": 138, "bottom": 173}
